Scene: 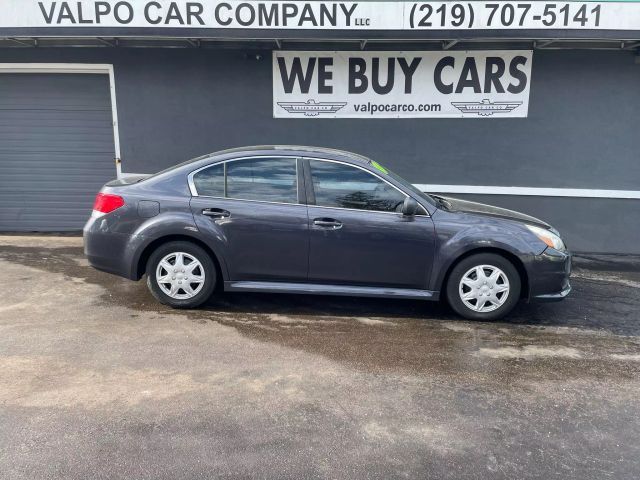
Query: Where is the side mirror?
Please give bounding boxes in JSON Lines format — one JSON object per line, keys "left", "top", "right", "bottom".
{"left": 402, "top": 197, "right": 419, "bottom": 216}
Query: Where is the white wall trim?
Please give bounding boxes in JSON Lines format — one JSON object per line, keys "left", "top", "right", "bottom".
{"left": 414, "top": 184, "right": 640, "bottom": 200}
{"left": 118, "top": 177, "right": 640, "bottom": 200}
{"left": 0, "top": 62, "right": 122, "bottom": 178}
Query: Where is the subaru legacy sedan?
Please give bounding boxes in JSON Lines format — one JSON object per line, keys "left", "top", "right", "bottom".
{"left": 84, "top": 146, "right": 571, "bottom": 320}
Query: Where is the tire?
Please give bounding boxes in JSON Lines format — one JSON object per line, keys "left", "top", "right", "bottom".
{"left": 146, "top": 241, "right": 216, "bottom": 309}
{"left": 445, "top": 253, "right": 521, "bottom": 321}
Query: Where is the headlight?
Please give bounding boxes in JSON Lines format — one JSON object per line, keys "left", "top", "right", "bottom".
{"left": 526, "top": 225, "right": 565, "bottom": 251}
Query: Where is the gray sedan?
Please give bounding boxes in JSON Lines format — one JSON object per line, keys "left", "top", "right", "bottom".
{"left": 84, "top": 145, "right": 571, "bottom": 320}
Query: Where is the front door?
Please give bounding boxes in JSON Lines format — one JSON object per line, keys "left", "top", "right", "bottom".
{"left": 190, "top": 156, "right": 309, "bottom": 282}
{"left": 305, "top": 159, "right": 436, "bottom": 289}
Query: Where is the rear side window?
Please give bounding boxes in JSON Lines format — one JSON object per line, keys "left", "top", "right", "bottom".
{"left": 227, "top": 157, "right": 297, "bottom": 203}
{"left": 192, "top": 157, "right": 298, "bottom": 204}
{"left": 309, "top": 160, "right": 406, "bottom": 212}
{"left": 192, "top": 163, "right": 224, "bottom": 197}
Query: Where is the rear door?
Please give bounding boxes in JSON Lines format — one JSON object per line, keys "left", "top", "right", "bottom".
{"left": 304, "top": 158, "right": 436, "bottom": 289}
{"left": 190, "top": 156, "right": 309, "bottom": 282}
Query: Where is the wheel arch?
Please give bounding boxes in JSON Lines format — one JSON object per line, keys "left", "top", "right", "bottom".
{"left": 135, "top": 234, "right": 225, "bottom": 287}
{"left": 439, "top": 247, "right": 530, "bottom": 300}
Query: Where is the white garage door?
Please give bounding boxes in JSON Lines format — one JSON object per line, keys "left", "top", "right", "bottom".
{"left": 0, "top": 72, "right": 117, "bottom": 231}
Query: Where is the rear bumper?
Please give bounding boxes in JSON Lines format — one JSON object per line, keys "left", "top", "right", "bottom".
{"left": 83, "top": 215, "right": 138, "bottom": 280}
{"left": 528, "top": 248, "right": 572, "bottom": 302}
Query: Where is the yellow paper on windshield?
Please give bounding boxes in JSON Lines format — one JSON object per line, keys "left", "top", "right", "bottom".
{"left": 371, "top": 161, "right": 388, "bottom": 174}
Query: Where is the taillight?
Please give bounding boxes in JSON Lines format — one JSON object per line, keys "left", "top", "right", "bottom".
{"left": 93, "top": 193, "right": 125, "bottom": 215}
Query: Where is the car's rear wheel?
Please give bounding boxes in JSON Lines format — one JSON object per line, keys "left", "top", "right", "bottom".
{"left": 446, "top": 253, "right": 521, "bottom": 320}
{"left": 146, "top": 241, "right": 216, "bottom": 308}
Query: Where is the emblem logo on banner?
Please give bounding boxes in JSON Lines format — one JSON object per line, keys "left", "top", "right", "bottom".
{"left": 451, "top": 99, "right": 523, "bottom": 117}
{"left": 277, "top": 99, "right": 347, "bottom": 116}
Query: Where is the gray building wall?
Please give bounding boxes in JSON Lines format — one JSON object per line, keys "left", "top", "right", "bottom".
{"left": 0, "top": 47, "right": 638, "bottom": 253}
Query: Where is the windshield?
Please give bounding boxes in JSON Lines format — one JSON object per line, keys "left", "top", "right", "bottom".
{"left": 369, "top": 160, "right": 436, "bottom": 207}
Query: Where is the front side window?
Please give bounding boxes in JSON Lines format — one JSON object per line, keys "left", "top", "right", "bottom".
{"left": 192, "top": 157, "right": 298, "bottom": 204}
{"left": 309, "top": 160, "right": 406, "bottom": 212}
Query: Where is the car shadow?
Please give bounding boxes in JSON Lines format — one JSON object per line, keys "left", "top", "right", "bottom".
{"left": 2, "top": 245, "right": 640, "bottom": 338}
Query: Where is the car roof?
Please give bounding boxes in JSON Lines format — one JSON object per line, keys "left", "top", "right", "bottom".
{"left": 142, "top": 144, "right": 436, "bottom": 213}
{"left": 191, "top": 145, "right": 373, "bottom": 166}
{"left": 143, "top": 145, "right": 375, "bottom": 185}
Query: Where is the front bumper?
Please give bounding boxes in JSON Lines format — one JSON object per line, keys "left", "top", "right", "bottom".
{"left": 528, "top": 248, "right": 572, "bottom": 302}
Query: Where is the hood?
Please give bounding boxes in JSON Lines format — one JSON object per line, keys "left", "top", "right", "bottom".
{"left": 436, "top": 195, "right": 551, "bottom": 229}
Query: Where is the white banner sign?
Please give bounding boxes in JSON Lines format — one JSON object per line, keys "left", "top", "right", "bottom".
{"left": 273, "top": 51, "right": 533, "bottom": 119}
{"left": 0, "top": 1, "right": 639, "bottom": 31}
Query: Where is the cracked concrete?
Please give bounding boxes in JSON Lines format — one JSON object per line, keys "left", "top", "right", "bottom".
{"left": 0, "top": 236, "right": 639, "bottom": 479}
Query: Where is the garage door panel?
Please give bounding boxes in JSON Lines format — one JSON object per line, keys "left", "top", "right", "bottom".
{"left": 0, "top": 152, "right": 115, "bottom": 166}
{"left": 0, "top": 123, "right": 114, "bottom": 133}
{"left": 2, "top": 159, "right": 114, "bottom": 168}
{"left": 0, "top": 193, "right": 105, "bottom": 229}
{"left": 0, "top": 102, "right": 111, "bottom": 111}
{"left": 0, "top": 109, "right": 115, "bottom": 153}
{"left": 0, "top": 110, "right": 112, "bottom": 125}
{"left": 0, "top": 194, "right": 106, "bottom": 206}
{"left": 1, "top": 156, "right": 115, "bottom": 190}
{"left": 0, "top": 119, "right": 115, "bottom": 134}
{"left": 1, "top": 183, "right": 113, "bottom": 193}
{"left": 0, "top": 151, "right": 114, "bottom": 164}
{"left": 0, "top": 109, "right": 112, "bottom": 123}
{"left": 0, "top": 73, "right": 116, "bottom": 231}
{"left": 0, "top": 140, "right": 115, "bottom": 153}
{"left": 0, "top": 74, "right": 112, "bottom": 107}
{"left": 0, "top": 138, "right": 115, "bottom": 148}
{"left": 0, "top": 166, "right": 115, "bottom": 177}
{"left": 0, "top": 101, "right": 111, "bottom": 110}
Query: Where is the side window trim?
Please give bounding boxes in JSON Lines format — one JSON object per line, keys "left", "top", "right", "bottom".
{"left": 223, "top": 161, "right": 228, "bottom": 198}
{"left": 188, "top": 155, "right": 303, "bottom": 206}
{"left": 302, "top": 158, "right": 316, "bottom": 206}
{"left": 296, "top": 158, "right": 307, "bottom": 205}
{"left": 303, "top": 157, "right": 430, "bottom": 216}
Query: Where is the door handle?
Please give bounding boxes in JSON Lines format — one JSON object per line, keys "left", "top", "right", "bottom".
{"left": 202, "top": 208, "right": 230, "bottom": 219}
{"left": 313, "top": 218, "right": 342, "bottom": 229}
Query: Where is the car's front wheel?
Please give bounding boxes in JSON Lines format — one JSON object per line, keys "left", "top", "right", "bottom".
{"left": 146, "top": 241, "right": 216, "bottom": 308}
{"left": 446, "top": 253, "right": 521, "bottom": 320}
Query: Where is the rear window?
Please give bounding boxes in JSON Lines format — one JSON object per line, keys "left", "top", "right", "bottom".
{"left": 192, "top": 157, "right": 298, "bottom": 204}
{"left": 192, "top": 163, "right": 224, "bottom": 197}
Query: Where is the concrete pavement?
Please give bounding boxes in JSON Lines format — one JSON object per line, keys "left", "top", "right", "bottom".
{"left": 0, "top": 236, "right": 639, "bottom": 479}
